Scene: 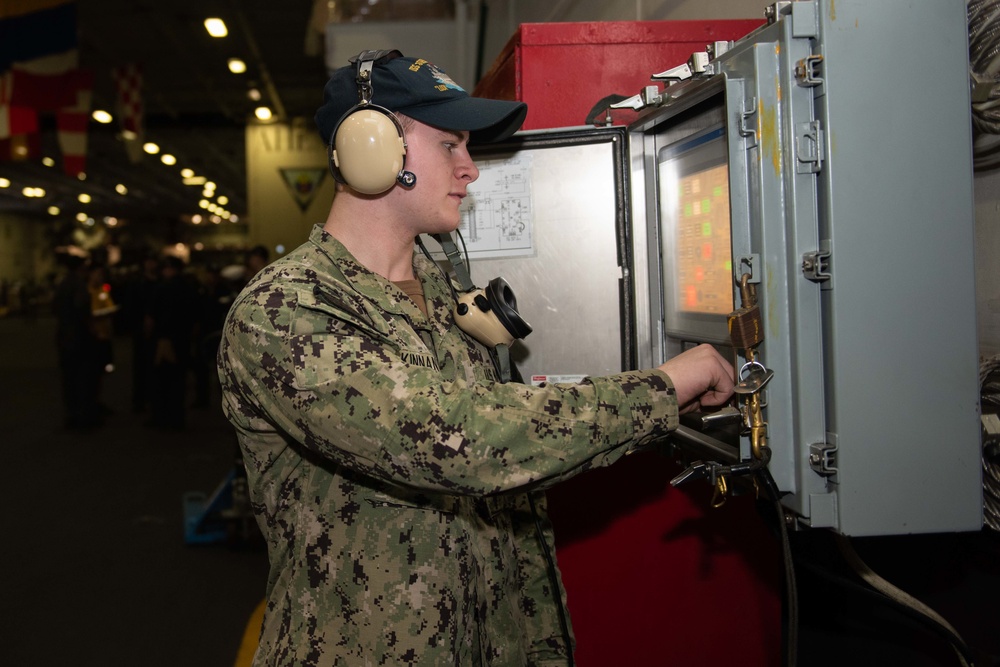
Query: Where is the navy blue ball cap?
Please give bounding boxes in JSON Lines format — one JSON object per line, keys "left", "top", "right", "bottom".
{"left": 315, "top": 51, "right": 527, "bottom": 145}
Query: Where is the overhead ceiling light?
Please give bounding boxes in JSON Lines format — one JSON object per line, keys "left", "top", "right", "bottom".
{"left": 180, "top": 168, "right": 194, "bottom": 178}
{"left": 204, "top": 181, "right": 216, "bottom": 190}
{"left": 247, "top": 87, "right": 262, "bottom": 101}
{"left": 78, "top": 193, "right": 91, "bottom": 203}
{"left": 204, "top": 18, "right": 228, "bottom": 38}
{"left": 254, "top": 106, "right": 272, "bottom": 121}
{"left": 161, "top": 154, "right": 177, "bottom": 165}
{"left": 184, "top": 176, "right": 207, "bottom": 186}
{"left": 48, "top": 206, "right": 60, "bottom": 215}
{"left": 217, "top": 195, "right": 229, "bottom": 205}
{"left": 92, "top": 109, "right": 113, "bottom": 124}
{"left": 0, "top": 178, "right": 10, "bottom": 188}
{"left": 228, "top": 58, "right": 247, "bottom": 74}
{"left": 42, "top": 157, "right": 55, "bottom": 167}
{"left": 75, "top": 212, "right": 88, "bottom": 222}
{"left": 115, "top": 184, "right": 128, "bottom": 195}
{"left": 143, "top": 142, "right": 160, "bottom": 154}
{"left": 121, "top": 129, "right": 137, "bottom": 140}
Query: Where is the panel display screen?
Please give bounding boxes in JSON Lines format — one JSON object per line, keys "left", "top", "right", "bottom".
{"left": 657, "top": 125, "right": 734, "bottom": 342}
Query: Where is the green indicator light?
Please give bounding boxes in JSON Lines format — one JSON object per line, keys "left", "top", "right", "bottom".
{"left": 702, "top": 222, "right": 712, "bottom": 236}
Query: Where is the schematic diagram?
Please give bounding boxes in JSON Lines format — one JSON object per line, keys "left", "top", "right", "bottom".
{"left": 458, "top": 153, "right": 534, "bottom": 259}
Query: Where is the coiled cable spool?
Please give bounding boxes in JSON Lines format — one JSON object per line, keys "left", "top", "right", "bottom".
{"left": 980, "top": 353, "right": 1000, "bottom": 530}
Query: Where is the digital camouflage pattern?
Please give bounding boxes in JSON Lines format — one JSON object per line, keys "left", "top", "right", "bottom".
{"left": 218, "top": 225, "right": 680, "bottom": 666}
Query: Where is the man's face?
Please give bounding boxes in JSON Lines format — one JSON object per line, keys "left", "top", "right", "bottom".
{"left": 391, "top": 119, "right": 479, "bottom": 235}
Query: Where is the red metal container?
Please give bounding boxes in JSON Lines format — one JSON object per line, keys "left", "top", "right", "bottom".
{"left": 475, "top": 20, "right": 764, "bottom": 129}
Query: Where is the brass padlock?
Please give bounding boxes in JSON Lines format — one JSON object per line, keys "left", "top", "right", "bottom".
{"left": 728, "top": 274, "right": 762, "bottom": 350}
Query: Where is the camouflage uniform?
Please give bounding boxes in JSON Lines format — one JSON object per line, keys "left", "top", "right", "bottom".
{"left": 218, "top": 225, "right": 680, "bottom": 666}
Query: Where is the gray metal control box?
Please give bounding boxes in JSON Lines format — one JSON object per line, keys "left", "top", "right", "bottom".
{"left": 628, "top": 0, "right": 982, "bottom": 536}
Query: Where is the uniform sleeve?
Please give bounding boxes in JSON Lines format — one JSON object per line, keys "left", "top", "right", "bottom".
{"left": 220, "top": 279, "right": 680, "bottom": 497}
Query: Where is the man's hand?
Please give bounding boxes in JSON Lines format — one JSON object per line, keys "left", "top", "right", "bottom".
{"left": 657, "top": 344, "right": 735, "bottom": 413}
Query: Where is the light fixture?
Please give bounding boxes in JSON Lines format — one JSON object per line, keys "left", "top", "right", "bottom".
{"left": 254, "top": 106, "right": 272, "bottom": 121}
{"left": 42, "top": 157, "right": 55, "bottom": 167}
{"left": 92, "top": 110, "right": 113, "bottom": 124}
{"left": 217, "top": 195, "right": 229, "bottom": 205}
{"left": 184, "top": 176, "right": 207, "bottom": 186}
{"left": 115, "top": 184, "right": 128, "bottom": 195}
{"left": 47, "top": 206, "right": 60, "bottom": 215}
{"left": 76, "top": 172, "right": 86, "bottom": 181}
{"left": 247, "top": 88, "right": 262, "bottom": 101}
{"left": 228, "top": 58, "right": 247, "bottom": 74}
{"left": 22, "top": 187, "right": 44, "bottom": 198}
{"left": 180, "top": 168, "right": 194, "bottom": 178}
{"left": 204, "top": 18, "right": 228, "bottom": 38}
{"left": 204, "top": 181, "right": 216, "bottom": 190}
{"left": 143, "top": 142, "right": 160, "bottom": 154}
{"left": 161, "top": 154, "right": 177, "bottom": 166}
{"left": 78, "top": 193, "right": 91, "bottom": 203}
{"left": 75, "top": 212, "right": 88, "bottom": 222}
{"left": 0, "top": 178, "right": 10, "bottom": 188}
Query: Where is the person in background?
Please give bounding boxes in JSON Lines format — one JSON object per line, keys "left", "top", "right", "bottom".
{"left": 245, "top": 245, "right": 270, "bottom": 281}
{"left": 122, "top": 254, "right": 160, "bottom": 414}
{"left": 146, "top": 255, "right": 197, "bottom": 431}
{"left": 190, "top": 264, "right": 231, "bottom": 409}
{"left": 218, "top": 50, "right": 735, "bottom": 666}
{"left": 53, "top": 248, "right": 102, "bottom": 430}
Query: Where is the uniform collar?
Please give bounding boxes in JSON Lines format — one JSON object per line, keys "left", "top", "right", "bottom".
{"left": 308, "top": 224, "right": 451, "bottom": 320}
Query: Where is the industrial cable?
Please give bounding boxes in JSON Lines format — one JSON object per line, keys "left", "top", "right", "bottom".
{"left": 981, "top": 354, "right": 1000, "bottom": 531}
{"left": 793, "top": 551, "right": 979, "bottom": 667}
{"left": 969, "top": 0, "right": 1000, "bottom": 133}
{"left": 753, "top": 453, "right": 799, "bottom": 667}
{"left": 967, "top": 0, "right": 1000, "bottom": 169}
{"left": 833, "top": 534, "right": 976, "bottom": 667}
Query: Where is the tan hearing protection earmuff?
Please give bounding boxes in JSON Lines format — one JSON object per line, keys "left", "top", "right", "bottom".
{"left": 328, "top": 50, "right": 416, "bottom": 195}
